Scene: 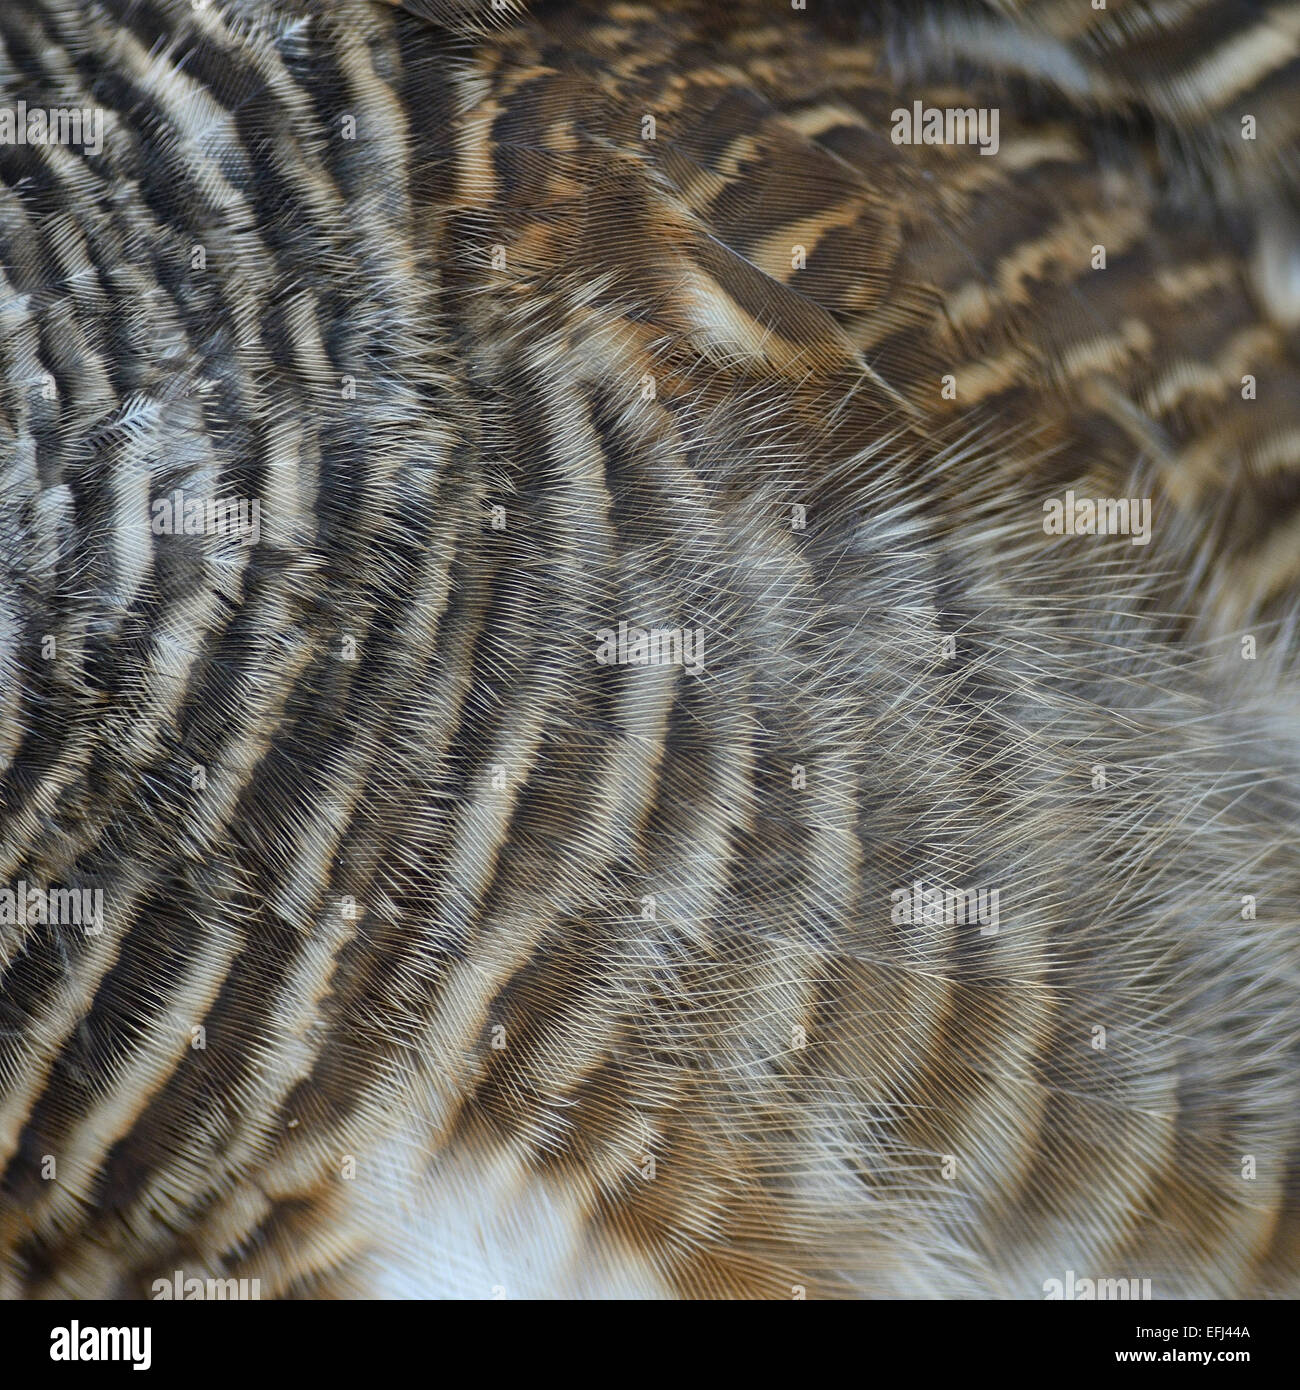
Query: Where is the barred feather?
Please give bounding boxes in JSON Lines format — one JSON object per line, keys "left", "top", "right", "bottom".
{"left": 0, "top": 0, "right": 1297, "bottom": 1299}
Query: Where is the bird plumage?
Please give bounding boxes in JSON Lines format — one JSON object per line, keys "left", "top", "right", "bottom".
{"left": 0, "top": 0, "right": 1297, "bottom": 1298}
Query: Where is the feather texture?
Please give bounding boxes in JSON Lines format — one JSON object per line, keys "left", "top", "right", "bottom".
{"left": 0, "top": 0, "right": 1297, "bottom": 1298}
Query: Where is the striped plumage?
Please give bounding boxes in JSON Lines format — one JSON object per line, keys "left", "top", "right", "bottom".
{"left": 0, "top": 0, "right": 1298, "bottom": 1299}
